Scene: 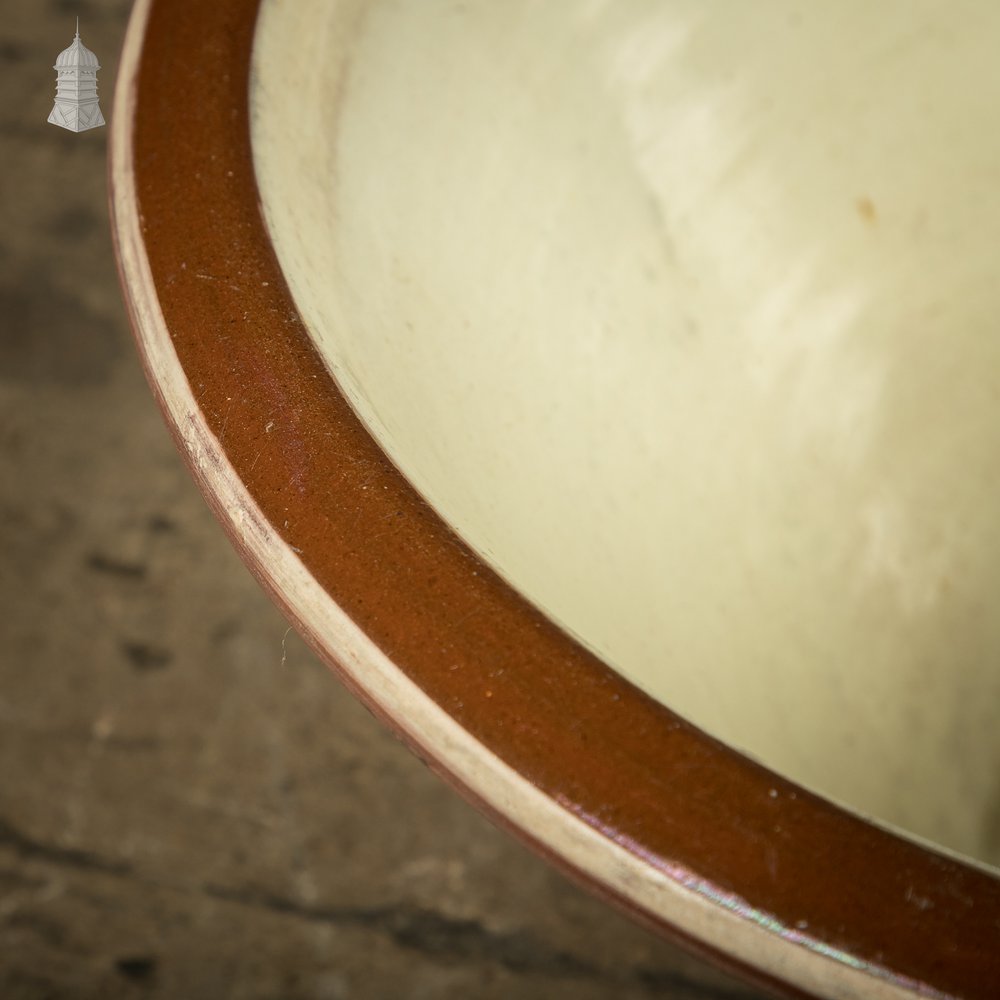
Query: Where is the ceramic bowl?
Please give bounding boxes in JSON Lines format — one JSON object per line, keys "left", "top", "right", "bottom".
{"left": 111, "top": 2, "right": 1000, "bottom": 996}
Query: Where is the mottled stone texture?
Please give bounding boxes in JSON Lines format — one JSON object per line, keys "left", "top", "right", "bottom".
{"left": 0, "top": 2, "right": 765, "bottom": 998}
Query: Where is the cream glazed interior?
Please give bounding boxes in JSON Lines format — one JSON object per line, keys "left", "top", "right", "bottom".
{"left": 250, "top": 0, "right": 1000, "bottom": 870}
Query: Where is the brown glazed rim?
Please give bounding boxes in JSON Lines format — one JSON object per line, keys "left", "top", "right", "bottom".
{"left": 110, "top": 2, "right": 999, "bottom": 997}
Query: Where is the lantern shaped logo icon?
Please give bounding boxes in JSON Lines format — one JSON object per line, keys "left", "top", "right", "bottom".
{"left": 48, "top": 19, "right": 105, "bottom": 132}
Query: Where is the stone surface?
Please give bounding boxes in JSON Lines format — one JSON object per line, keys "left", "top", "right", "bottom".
{"left": 0, "top": 2, "right": 767, "bottom": 997}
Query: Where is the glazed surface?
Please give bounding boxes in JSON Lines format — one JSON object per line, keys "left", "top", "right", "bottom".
{"left": 251, "top": 0, "right": 1000, "bottom": 868}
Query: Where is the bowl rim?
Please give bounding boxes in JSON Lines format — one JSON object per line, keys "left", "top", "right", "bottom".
{"left": 109, "top": 1, "right": 1000, "bottom": 996}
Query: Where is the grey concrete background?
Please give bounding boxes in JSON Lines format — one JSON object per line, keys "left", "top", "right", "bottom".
{"left": 0, "top": 2, "right": 770, "bottom": 997}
